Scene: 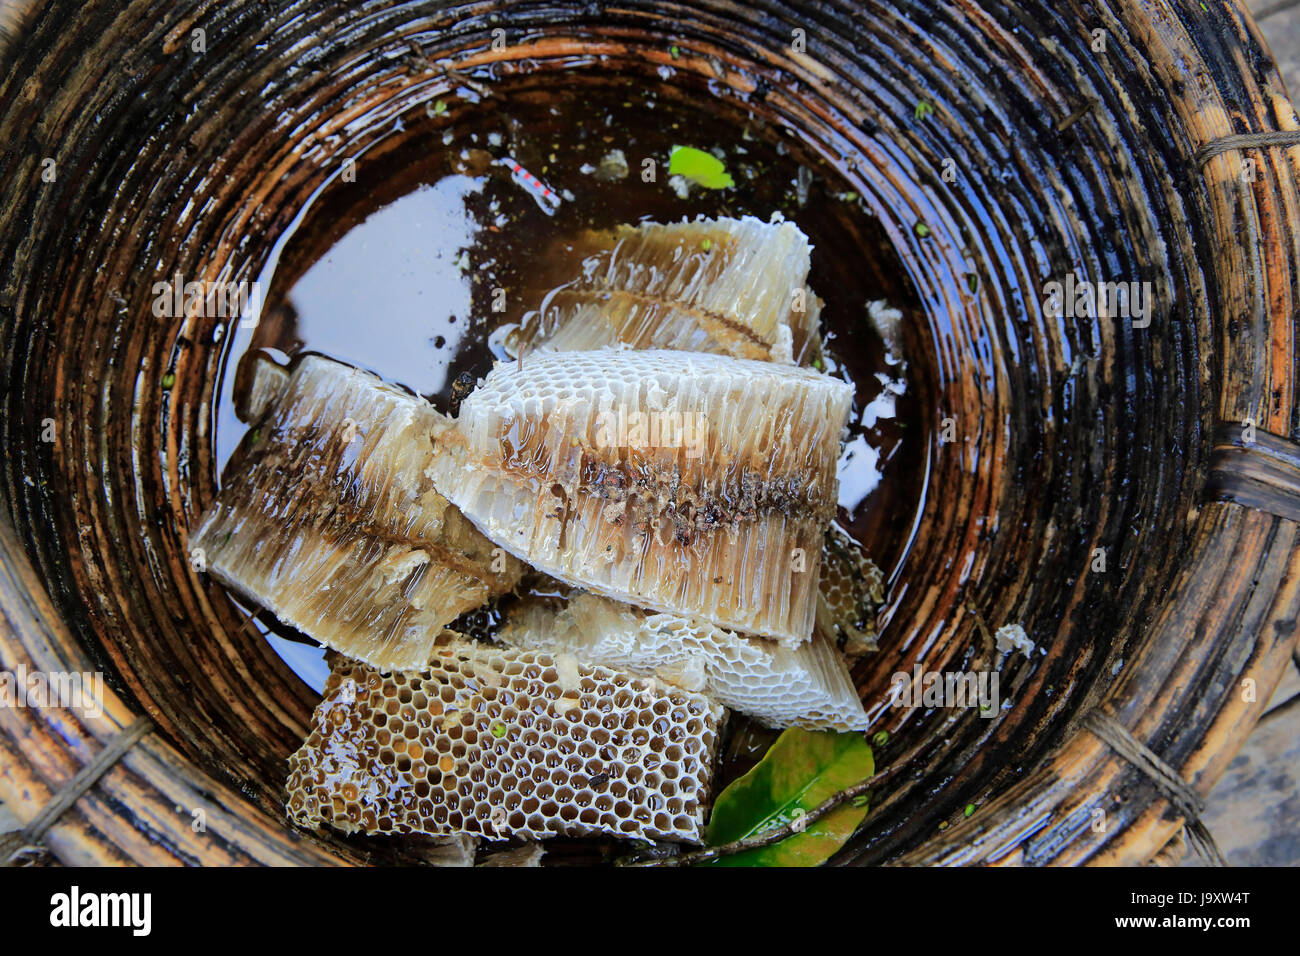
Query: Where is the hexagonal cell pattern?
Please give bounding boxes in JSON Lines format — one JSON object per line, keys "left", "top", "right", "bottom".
{"left": 499, "top": 592, "right": 868, "bottom": 731}
{"left": 191, "top": 354, "right": 523, "bottom": 671}
{"left": 286, "top": 641, "right": 724, "bottom": 843}
{"left": 426, "top": 348, "right": 853, "bottom": 645}
{"left": 818, "top": 526, "right": 885, "bottom": 657}
{"left": 513, "top": 215, "right": 822, "bottom": 366}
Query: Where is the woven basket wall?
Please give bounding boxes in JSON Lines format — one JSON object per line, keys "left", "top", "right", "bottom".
{"left": 1, "top": 0, "right": 1298, "bottom": 866}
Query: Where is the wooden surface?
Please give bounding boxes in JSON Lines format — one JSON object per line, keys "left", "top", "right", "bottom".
{"left": 1180, "top": 0, "right": 1300, "bottom": 869}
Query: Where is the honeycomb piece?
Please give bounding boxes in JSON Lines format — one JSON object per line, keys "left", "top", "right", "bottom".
{"left": 498, "top": 592, "right": 869, "bottom": 732}
{"left": 426, "top": 348, "right": 854, "bottom": 645}
{"left": 513, "top": 215, "right": 822, "bottom": 365}
{"left": 232, "top": 349, "right": 290, "bottom": 424}
{"left": 285, "top": 642, "right": 725, "bottom": 843}
{"left": 191, "top": 354, "right": 524, "bottom": 672}
{"left": 818, "top": 525, "right": 885, "bottom": 657}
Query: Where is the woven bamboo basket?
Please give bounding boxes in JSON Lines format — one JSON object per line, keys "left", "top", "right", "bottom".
{"left": 1, "top": 0, "right": 1298, "bottom": 866}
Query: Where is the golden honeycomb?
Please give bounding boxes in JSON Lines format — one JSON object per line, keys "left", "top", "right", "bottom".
{"left": 818, "top": 526, "right": 885, "bottom": 657}
{"left": 286, "top": 640, "right": 725, "bottom": 843}
{"left": 191, "top": 354, "right": 524, "bottom": 671}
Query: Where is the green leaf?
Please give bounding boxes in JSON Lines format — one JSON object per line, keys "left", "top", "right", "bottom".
{"left": 703, "top": 729, "right": 874, "bottom": 867}
{"left": 668, "top": 145, "right": 734, "bottom": 189}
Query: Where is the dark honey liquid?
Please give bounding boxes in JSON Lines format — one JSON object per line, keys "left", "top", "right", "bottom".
{"left": 213, "top": 78, "right": 927, "bottom": 709}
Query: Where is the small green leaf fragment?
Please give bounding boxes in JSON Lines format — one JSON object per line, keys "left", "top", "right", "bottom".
{"left": 965, "top": 804, "right": 976, "bottom": 817}
{"left": 914, "top": 100, "right": 934, "bottom": 121}
{"left": 491, "top": 722, "right": 508, "bottom": 738}
{"left": 914, "top": 222, "right": 931, "bottom": 238}
{"left": 700, "top": 239, "right": 712, "bottom": 252}
{"left": 668, "top": 145, "right": 734, "bottom": 189}
{"left": 871, "top": 730, "right": 889, "bottom": 747}
{"left": 432, "top": 99, "right": 447, "bottom": 116}
{"left": 966, "top": 273, "right": 980, "bottom": 295}
{"left": 161, "top": 372, "right": 175, "bottom": 389}
{"left": 670, "top": 45, "right": 681, "bottom": 59}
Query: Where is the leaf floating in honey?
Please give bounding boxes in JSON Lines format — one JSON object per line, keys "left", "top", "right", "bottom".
{"left": 190, "top": 354, "right": 524, "bottom": 672}
{"left": 426, "top": 348, "right": 854, "bottom": 645}
{"left": 498, "top": 592, "right": 869, "bottom": 731}
{"left": 668, "top": 145, "right": 735, "bottom": 189}
{"left": 703, "top": 728, "right": 874, "bottom": 867}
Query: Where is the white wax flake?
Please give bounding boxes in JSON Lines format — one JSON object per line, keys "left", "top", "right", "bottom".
{"left": 994, "top": 624, "right": 1035, "bottom": 660}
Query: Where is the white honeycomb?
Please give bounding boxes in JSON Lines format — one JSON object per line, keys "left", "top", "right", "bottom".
{"left": 519, "top": 214, "right": 822, "bottom": 365}
{"left": 498, "top": 593, "right": 868, "bottom": 732}
{"left": 426, "top": 348, "right": 853, "bottom": 645}
{"left": 191, "top": 354, "right": 523, "bottom": 671}
{"left": 285, "top": 640, "right": 725, "bottom": 843}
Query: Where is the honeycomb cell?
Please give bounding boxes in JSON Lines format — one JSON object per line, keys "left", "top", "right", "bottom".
{"left": 286, "top": 642, "right": 724, "bottom": 843}
{"left": 500, "top": 592, "right": 869, "bottom": 731}
{"left": 189, "top": 356, "right": 525, "bottom": 673}
{"left": 425, "top": 348, "right": 850, "bottom": 644}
